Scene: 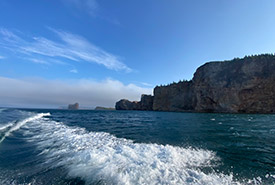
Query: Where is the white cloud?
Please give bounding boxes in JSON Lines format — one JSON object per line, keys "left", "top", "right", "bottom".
{"left": 0, "top": 28, "right": 131, "bottom": 72}
{"left": 62, "top": 0, "right": 98, "bottom": 16}
{"left": 27, "top": 58, "right": 50, "bottom": 65}
{"left": 70, "top": 69, "right": 78, "bottom": 73}
{"left": 140, "top": 82, "right": 153, "bottom": 87}
{"left": 60, "top": 0, "right": 121, "bottom": 26}
{"left": 0, "top": 55, "right": 5, "bottom": 59}
{"left": 0, "top": 76, "right": 153, "bottom": 108}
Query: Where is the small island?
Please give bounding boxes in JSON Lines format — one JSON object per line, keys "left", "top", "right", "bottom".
{"left": 68, "top": 103, "right": 79, "bottom": 110}
{"left": 116, "top": 54, "right": 275, "bottom": 113}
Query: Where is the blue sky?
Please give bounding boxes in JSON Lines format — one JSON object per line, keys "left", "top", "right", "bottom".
{"left": 0, "top": 0, "right": 275, "bottom": 108}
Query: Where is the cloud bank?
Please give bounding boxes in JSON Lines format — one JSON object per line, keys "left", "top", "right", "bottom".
{"left": 0, "top": 28, "right": 131, "bottom": 72}
{"left": 0, "top": 76, "right": 152, "bottom": 108}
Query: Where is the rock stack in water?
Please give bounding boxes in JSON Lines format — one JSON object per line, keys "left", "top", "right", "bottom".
{"left": 116, "top": 54, "right": 275, "bottom": 113}
{"left": 68, "top": 103, "right": 79, "bottom": 110}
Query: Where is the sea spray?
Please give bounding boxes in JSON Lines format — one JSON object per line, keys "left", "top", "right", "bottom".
{"left": 1, "top": 110, "right": 275, "bottom": 184}
{"left": 21, "top": 115, "right": 242, "bottom": 184}
{"left": 0, "top": 113, "right": 50, "bottom": 143}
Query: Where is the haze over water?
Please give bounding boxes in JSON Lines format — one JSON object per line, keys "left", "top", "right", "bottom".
{"left": 0, "top": 108, "right": 275, "bottom": 184}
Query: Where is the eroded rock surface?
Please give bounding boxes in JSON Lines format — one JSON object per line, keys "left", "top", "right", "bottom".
{"left": 116, "top": 54, "right": 275, "bottom": 113}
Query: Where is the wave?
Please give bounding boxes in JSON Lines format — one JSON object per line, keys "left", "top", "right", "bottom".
{"left": 0, "top": 108, "right": 7, "bottom": 114}
{"left": 0, "top": 122, "right": 13, "bottom": 131}
{"left": 19, "top": 114, "right": 247, "bottom": 185}
{"left": 0, "top": 113, "right": 50, "bottom": 143}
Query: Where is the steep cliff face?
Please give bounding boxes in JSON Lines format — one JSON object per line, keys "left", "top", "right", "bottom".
{"left": 115, "top": 95, "right": 153, "bottom": 111}
{"left": 116, "top": 54, "right": 275, "bottom": 113}
{"left": 153, "top": 81, "right": 195, "bottom": 111}
{"left": 140, "top": 95, "right": 154, "bottom": 110}
{"left": 155, "top": 55, "right": 275, "bottom": 113}
{"left": 191, "top": 55, "right": 275, "bottom": 113}
{"left": 115, "top": 99, "right": 140, "bottom": 110}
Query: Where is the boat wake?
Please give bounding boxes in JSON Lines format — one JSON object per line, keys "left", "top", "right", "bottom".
{"left": 0, "top": 113, "right": 50, "bottom": 143}
{"left": 0, "top": 122, "right": 13, "bottom": 132}
{"left": 15, "top": 113, "right": 247, "bottom": 185}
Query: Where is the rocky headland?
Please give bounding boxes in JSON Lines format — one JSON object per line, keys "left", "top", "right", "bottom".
{"left": 116, "top": 95, "right": 154, "bottom": 111}
{"left": 116, "top": 54, "right": 275, "bottom": 113}
{"left": 94, "top": 106, "right": 115, "bottom": 110}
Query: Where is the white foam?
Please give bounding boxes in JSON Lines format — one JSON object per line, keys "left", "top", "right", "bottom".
{"left": 0, "top": 113, "right": 50, "bottom": 143}
{"left": 0, "top": 122, "right": 13, "bottom": 131}
{"left": 20, "top": 115, "right": 245, "bottom": 185}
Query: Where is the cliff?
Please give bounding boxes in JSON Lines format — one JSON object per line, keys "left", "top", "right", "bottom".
{"left": 153, "top": 81, "right": 195, "bottom": 111}
{"left": 191, "top": 54, "right": 275, "bottom": 113}
{"left": 116, "top": 95, "right": 154, "bottom": 111}
{"left": 116, "top": 54, "right": 275, "bottom": 113}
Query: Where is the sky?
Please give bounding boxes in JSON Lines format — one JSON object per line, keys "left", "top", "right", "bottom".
{"left": 0, "top": 0, "right": 275, "bottom": 108}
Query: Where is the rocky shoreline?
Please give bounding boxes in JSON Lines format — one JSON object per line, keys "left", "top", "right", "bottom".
{"left": 116, "top": 54, "right": 275, "bottom": 113}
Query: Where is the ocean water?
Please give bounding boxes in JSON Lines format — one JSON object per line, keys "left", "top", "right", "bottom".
{"left": 0, "top": 108, "right": 275, "bottom": 184}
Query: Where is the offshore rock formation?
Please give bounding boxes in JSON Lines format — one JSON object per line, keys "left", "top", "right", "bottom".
{"left": 68, "top": 103, "right": 79, "bottom": 110}
{"left": 116, "top": 54, "right": 275, "bottom": 113}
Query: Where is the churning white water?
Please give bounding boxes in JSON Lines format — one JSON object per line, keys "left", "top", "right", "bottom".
{"left": 17, "top": 113, "right": 244, "bottom": 185}
{"left": 0, "top": 113, "right": 50, "bottom": 143}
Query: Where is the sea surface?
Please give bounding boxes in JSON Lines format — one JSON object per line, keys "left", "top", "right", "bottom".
{"left": 0, "top": 108, "right": 275, "bottom": 184}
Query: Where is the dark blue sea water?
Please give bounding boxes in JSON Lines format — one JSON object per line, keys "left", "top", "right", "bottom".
{"left": 0, "top": 108, "right": 275, "bottom": 184}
